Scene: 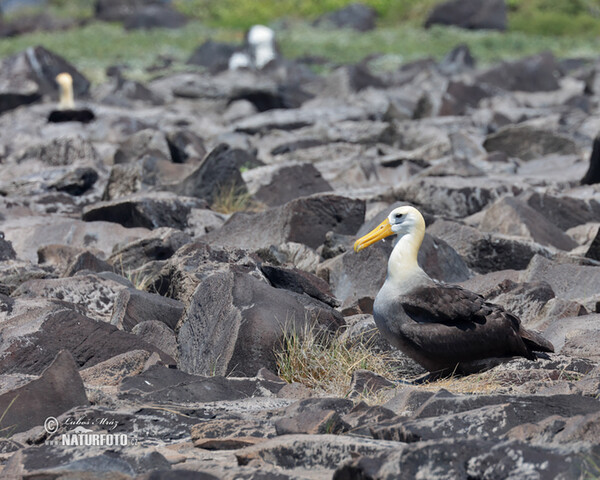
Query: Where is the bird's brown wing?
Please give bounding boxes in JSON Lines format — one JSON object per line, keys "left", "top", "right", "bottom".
{"left": 396, "top": 284, "right": 532, "bottom": 364}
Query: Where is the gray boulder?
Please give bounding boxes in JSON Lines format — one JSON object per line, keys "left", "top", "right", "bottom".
{"left": 82, "top": 192, "right": 207, "bottom": 230}
{"left": 483, "top": 125, "right": 577, "bottom": 160}
{"left": 202, "top": 194, "right": 365, "bottom": 251}
{"left": 111, "top": 287, "right": 184, "bottom": 331}
{"left": 0, "top": 350, "right": 88, "bottom": 434}
{"left": 177, "top": 270, "right": 344, "bottom": 377}
{"left": 425, "top": 0, "right": 506, "bottom": 31}
{"left": 314, "top": 3, "right": 377, "bottom": 32}
{"left": 474, "top": 196, "right": 578, "bottom": 250}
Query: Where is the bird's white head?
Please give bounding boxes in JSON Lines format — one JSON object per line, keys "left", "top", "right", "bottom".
{"left": 248, "top": 25, "right": 274, "bottom": 46}
{"left": 354, "top": 205, "right": 425, "bottom": 252}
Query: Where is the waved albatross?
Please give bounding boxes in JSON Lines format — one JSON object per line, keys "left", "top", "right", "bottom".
{"left": 48, "top": 73, "right": 95, "bottom": 124}
{"left": 354, "top": 205, "right": 554, "bottom": 375}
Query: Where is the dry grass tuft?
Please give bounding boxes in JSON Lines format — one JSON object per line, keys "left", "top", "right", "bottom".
{"left": 275, "top": 323, "right": 398, "bottom": 400}
{"left": 211, "top": 182, "right": 263, "bottom": 215}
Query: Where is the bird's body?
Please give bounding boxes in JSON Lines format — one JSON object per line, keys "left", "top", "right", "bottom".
{"left": 354, "top": 206, "right": 554, "bottom": 374}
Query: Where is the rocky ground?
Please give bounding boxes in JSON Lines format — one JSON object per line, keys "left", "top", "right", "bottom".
{"left": 1, "top": 34, "right": 600, "bottom": 479}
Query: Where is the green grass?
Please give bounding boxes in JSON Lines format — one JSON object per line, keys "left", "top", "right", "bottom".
{"left": 2, "top": 20, "right": 600, "bottom": 85}
{"left": 2, "top": 0, "right": 600, "bottom": 85}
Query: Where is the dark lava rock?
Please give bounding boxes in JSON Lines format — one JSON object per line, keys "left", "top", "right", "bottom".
{"left": 586, "top": 228, "right": 600, "bottom": 261}
{"left": 63, "top": 251, "right": 114, "bottom": 277}
{"left": 187, "top": 40, "right": 239, "bottom": 73}
{"left": 0, "top": 234, "right": 17, "bottom": 261}
{"left": 0, "top": 45, "right": 89, "bottom": 99}
{"left": 13, "top": 135, "right": 100, "bottom": 167}
{"left": 314, "top": 3, "right": 377, "bottom": 32}
{"left": 476, "top": 196, "right": 578, "bottom": 251}
{"left": 123, "top": 4, "right": 187, "bottom": 30}
{"left": 0, "top": 12, "right": 78, "bottom": 38}
{"left": 113, "top": 128, "right": 172, "bottom": 164}
{"left": 131, "top": 320, "right": 178, "bottom": 359}
{"left": 0, "top": 308, "right": 175, "bottom": 375}
{"left": 518, "top": 191, "right": 600, "bottom": 231}
{"left": 82, "top": 192, "right": 207, "bottom": 230}
{"left": 438, "top": 44, "right": 476, "bottom": 75}
{"left": 476, "top": 51, "right": 562, "bottom": 92}
{"left": 250, "top": 163, "right": 333, "bottom": 207}
{"left": 170, "top": 143, "right": 260, "bottom": 203}
{"left": 274, "top": 398, "right": 354, "bottom": 435}
{"left": 582, "top": 133, "right": 600, "bottom": 185}
{"left": 260, "top": 264, "right": 340, "bottom": 308}
{"left": 166, "top": 129, "right": 206, "bottom": 164}
{"left": 428, "top": 218, "right": 552, "bottom": 274}
{"left": 119, "top": 363, "right": 284, "bottom": 403}
{"left": 0, "top": 350, "right": 88, "bottom": 434}
{"left": 425, "top": 0, "right": 506, "bottom": 31}
{"left": 483, "top": 125, "right": 577, "bottom": 160}
{"left": 47, "top": 108, "right": 95, "bottom": 123}
{"left": 349, "top": 369, "right": 396, "bottom": 398}
{"left": 49, "top": 166, "right": 99, "bottom": 196}
{"left": 439, "top": 80, "right": 489, "bottom": 115}
{"left": 111, "top": 287, "right": 184, "bottom": 331}
{"left": 148, "top": 242, "right": 262, "bottom": 302}
{"left": 203, "top": 194, "right": 365, "bottom": 251}
{"left": 109, "top": 227, "right": 191, "bottom": 271}
{"left": 177, "top": 270, "right": 344, "bottom": 377}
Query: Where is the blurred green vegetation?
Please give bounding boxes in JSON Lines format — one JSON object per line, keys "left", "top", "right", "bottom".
{"left": 1, "top": 0, "right": 600, "bottom": 84}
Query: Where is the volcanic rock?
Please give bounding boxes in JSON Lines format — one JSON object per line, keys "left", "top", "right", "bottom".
{"left": 425, "top": 0, "right": 506, "bottom": 31}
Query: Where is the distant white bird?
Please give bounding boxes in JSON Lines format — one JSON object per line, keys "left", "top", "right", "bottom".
{"left": 56, "top": 72, "right": 75, "bottom": 110}
{"left": 247, "top": 25, "right": 276, "bottom": 69}
{"left": 228, "top": 51, "right": 251, "bottom": 70}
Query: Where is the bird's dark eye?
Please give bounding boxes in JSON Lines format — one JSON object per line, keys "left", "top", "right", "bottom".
{"left": 395, "top": 213, "right": 404, "bottom": 220}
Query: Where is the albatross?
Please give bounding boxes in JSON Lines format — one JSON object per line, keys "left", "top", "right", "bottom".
{"left": 354, "top": 205, "right": 554, "bottom": 375}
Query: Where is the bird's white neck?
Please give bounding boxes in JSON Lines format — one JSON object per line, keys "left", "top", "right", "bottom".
{"left": 387, "top": 225, "right": 426, "bottom": 287}
{"left": 58, "top": 81, "right": 75, "bottom": 110}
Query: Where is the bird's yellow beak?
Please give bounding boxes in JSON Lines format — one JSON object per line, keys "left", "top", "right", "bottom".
{"left": 354, "top": 218, "right": 394, "bottom": 252}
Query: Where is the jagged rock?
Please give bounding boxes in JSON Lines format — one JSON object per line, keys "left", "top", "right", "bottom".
{"left": 391, "top": 176, "right": 519, "bottom": 218}
{"left": 473, "top": 196, "right": 578, "bottom": 250}
{"left": 425, "top": 0, "right": 506, "bottom": 31}
{"left": 63, "top": 251, "right": 114, "bottom": 277}
{"left": 169, "top": 144, "right": 259, "bottom": 203}
{"left": 109, "top": 227, "right": 191, "bottom": 271}
{"left": 243, "top": 163, "right": 333, "bottom": 207}
{"left": 79, "top": 349, "right": 152, "bottom": 386}
{"left": 477, "top": 51, "right": 562, "bottom": 91}
{"left": 483, "top": 125, "right": 577, "bottom": 160}
{"left": 506, "top": 411, "right": 600, "bottom": 444}
{"left": 123, "top": 4, "right": 187, "bottom": 30}
{"left": 148, "top": 242, "right": 262, "bottom": 302}
{"left": 518, "top": 191, "right": 600, "bottom": 231}
{"left": 438, "top": 44, "right": 476, "bottom": 75}
{"left": 440, "top": 80, "right": 489, "bottom": 115}
{"left": 0, "top": 308, "right": 175, "bottom": 375}
{"left": 131, "top": 321, "right": 178, "bottom": 360}
{"left": 274, "top": 398, "right": 353, "bottom": 435}
{"left": 260, "top": 264, "right": 340, "bottom": 308}
{"left": 0, "top": 350, "right": 88, "bottom": 434}
{"left": 586, "top": 227, "right": 600, "bottom": 261}
{"left": 582, "top": 133, "right": 600, "bottom": 185}
{"left": 186, "top": 40, "right": 239, "bottom": 73}
{"left": 11, "top": 135, "right": 100, "bottom": 167}
{"left": 349, "top": 370, "right": 395, "bottom": 398}
{"left": 203, "top": 194, "right": 365, "bottom": 251}
{"left": 428, "top": 218, "right": 553, "bottom": 273}
{"left": 0, "top": 234, "right": 16, "bottom": 261}
{"left": 382, "top": 387, "right": 436, "bottom": 415}
{"left": 166, "top": 129, "right": 206, "bottom": 164}
{"left": 521, "top": 255, "right": 600, "bottom": 310}
{"left": 235, "top": 434, "right": 398, "bottom": 472}
{"left": 111, "top": 287, "right": 184, "bottom": 331}
{"left": 113, "top": 128, "right": 171, "bottom": 164}
{"left": 82, "top": 192, "right": 207, "bottom": 230}
{"left": 314, "top": 3, "right": 377, "bottom": 32}
{"left": 12, "top": 272, "right": 132, "bottom": 321}
{"left": 119, "top": 364, "right": 285, "bottom": 403}
{"left": 48, "top": 166, "right": 98, "bottom": 196}
{"left": 0, "top": 45, "right": 89, "bottom": 101}
{"left": 178, "top": 270, "right": 344, "bottom": 376}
